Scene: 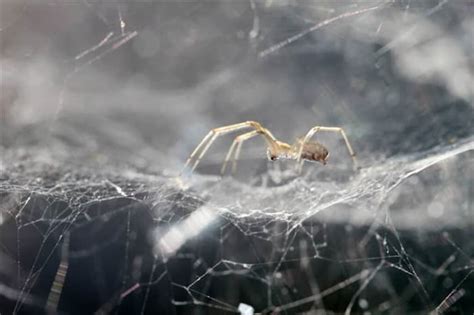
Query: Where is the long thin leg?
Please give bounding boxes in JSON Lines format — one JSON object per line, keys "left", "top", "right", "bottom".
{"left": 182, "top": 121, "right": 277, "bottom": 175}
{"left": 182, "top": 131, "right": 214, "bottom": 170}
{"left": 231, "top": 128, "right": 281, "bottom": 174}
{"left": 232, "top": 136, "right": 251, "bottom": 174}
{"left": 183, "top": 122, "right": 254, "bottom": 174}
{"left": 220, "top": 130, "right": 260, "bottom": 175}
{"left": 297, "top": 126, "right": 357, "bottom": 173}
{"left": 220, "top": 140, "right": 239, "bottom": 175}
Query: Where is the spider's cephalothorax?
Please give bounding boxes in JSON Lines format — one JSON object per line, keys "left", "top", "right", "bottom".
{"left": 266, "top": 141, "right": 292, "bottom": 161}
{"left": 182, "top": 121, "right": 357, "bottom": 176}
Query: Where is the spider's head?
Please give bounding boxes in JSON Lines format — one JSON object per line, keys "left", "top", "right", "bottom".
{"left": 267, "top": 148, "right": 284, "bottom": 161}
{"left": 300, "top": 141, "right": 329, "bottom": 165}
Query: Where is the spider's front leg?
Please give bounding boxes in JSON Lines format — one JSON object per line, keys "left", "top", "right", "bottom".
{"left": 181, "top": 121, "right": 275, "bottom": 175}
{"left": 220, "top": 130, "right": 260, "bottom": 175}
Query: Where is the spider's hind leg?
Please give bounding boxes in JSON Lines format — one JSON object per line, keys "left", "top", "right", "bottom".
{"left": 296, "top": 126, "right": 358, "bottom": 173}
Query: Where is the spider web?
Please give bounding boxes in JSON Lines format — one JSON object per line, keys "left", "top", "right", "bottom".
{"left": 1, "top": 0, "right": 473, "bottom": 314}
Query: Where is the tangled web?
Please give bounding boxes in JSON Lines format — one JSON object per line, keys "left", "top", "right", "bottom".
{"left": 1, "top": 137, "right": 473, "bottom": 314}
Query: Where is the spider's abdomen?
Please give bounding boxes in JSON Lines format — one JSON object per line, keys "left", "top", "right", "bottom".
{"left": 300, "top": 141, "right": 329, "bottom": 164}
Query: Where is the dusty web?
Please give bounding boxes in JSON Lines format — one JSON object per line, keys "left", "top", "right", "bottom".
{"left": 1, "top": 0, "right": 473, "bottom": 314}
{"left": 1, "top": 135, "right": 473, "bottom": 314}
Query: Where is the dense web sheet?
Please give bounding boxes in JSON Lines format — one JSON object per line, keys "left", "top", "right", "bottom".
{"left": 189, "top": 137, "right": 473, "bottom": 227}
{"left": 1, "top": 136, "right": 473, "bottom": 314}
{"left": 1, "top": 0, "right": 474, "bottom": 314}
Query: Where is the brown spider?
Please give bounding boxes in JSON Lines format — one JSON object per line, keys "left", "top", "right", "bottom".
{"left": 182, "top": 121, "right": 357, "bottom": 175}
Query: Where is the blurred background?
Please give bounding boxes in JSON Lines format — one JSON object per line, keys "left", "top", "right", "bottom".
{"left": 1, "top": 0, "right": 473, "bottom": 314}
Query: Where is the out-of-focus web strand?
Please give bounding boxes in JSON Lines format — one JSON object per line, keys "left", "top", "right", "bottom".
{"left": 259, "top": 4, "right": 385, "bottom": 58}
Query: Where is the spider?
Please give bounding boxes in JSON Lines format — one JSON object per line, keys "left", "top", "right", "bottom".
{"left": 182, "top": 121, "right": 357, "bottom": 175}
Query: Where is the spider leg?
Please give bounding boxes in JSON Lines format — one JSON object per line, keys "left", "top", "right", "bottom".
{"left": 297, "top": 126, "right": 357, "bottom": 173}
{"left": 220, "top": 140, "right": 239, "bottom": 175}
{"left": 182, "top": 121, "right": 277, "bottom": 175}
{"left": 220, "top": 130, "right": 258, "bottom": 175}
{"left": 183, "top": 131, "right": 214, "bottom": 170}
{"left": 232, "top": 136, "right": 250, "bottom": 175}
{"left": 220, "top": 130, "right": 261, "bottom": 175}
